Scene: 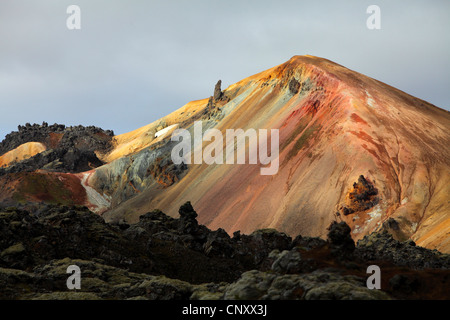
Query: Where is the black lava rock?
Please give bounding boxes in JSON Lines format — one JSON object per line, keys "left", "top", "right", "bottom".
{"left": 289, "top": 78, "right": 300, "bottom": 95}
{"left": 327, "top": 221, "right": 355, "bottom": 258}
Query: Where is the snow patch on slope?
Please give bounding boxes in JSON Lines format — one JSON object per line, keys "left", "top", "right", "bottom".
{"left": 155, "top": 124, "right": 179, "bottom": 138}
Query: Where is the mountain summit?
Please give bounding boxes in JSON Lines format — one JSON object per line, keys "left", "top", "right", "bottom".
{"left": 1, "top": 55, "right": 449, "bottom": 252}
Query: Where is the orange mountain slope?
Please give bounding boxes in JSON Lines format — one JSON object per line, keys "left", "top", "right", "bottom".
{"left": 0, "top": 142, "right": 46, "bottom": 168}
{"left": 96, "top": 55, "right": 450, "bottom": 252}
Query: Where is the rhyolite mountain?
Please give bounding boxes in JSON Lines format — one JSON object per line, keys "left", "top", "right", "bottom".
{"left": 1, "top": 55, "right": 449, "bottom": 253}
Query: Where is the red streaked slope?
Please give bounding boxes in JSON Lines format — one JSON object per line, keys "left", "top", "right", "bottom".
{"left": 103, "top": 55, "right": 450, "bottom": 252}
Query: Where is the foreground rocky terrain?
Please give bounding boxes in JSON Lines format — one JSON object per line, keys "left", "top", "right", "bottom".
{"left": 1, "top": 202, "right": 448, "bottom": 300}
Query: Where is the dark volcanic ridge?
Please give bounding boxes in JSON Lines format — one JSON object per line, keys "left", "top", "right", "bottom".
{"left": 0, "top": 123, "right": 114, "bottom": 174}
{"left": 0, "top": 202, "right": 448, "bottom": 300}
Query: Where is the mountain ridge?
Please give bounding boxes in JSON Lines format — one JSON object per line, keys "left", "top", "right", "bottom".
{"left": 103, "top": 55, "right": 450, "bottom": 252}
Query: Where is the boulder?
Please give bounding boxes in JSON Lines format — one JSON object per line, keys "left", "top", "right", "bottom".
{"left": 327, "top": 221, "right": 355, "bottom": 258}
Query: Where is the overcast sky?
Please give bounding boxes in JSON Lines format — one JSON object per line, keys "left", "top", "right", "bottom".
{"left": 0, "top": 0, "right": 449, "bottom": 141}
